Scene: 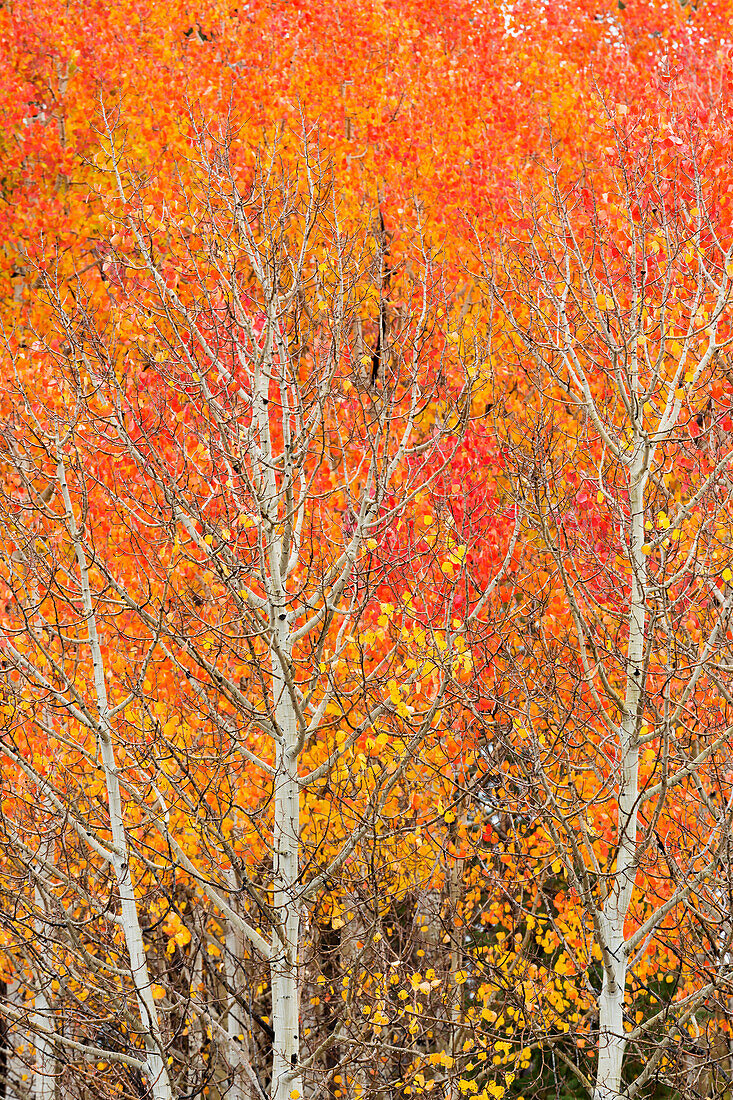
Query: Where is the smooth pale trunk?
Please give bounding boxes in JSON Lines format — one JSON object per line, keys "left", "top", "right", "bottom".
{"left": 113, "top": 855, "right": 172, "bottom": 1100}
{"left": 271, "top": 612, "right": 302, "bottom": 1100}
{"left": 33, "top": 833, "right": 56, "bottom": 1100}
{"left": 188, "top": 943, "right": 204, "bottom": 1096}
{"left": 594, "top": 465, "right": 645, "bottom": 1100}
{"left": 595, "top": 920, "right": 628, "bottom": 1100}
{"left": 225, "top": 906, "right": 247, "bottom": 1100}
{"left": 59, "top": 457, "right": 173, "bottom": 1100}
{"left": 32, "top": 986, "right": 55, "bottom": 1100}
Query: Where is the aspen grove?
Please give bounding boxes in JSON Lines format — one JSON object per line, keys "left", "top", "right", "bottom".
{"left": 3, "top": 3, "right": 733, "bottom": 1100}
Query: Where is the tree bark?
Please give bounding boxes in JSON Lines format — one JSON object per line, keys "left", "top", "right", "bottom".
{"left": 593, "top": 422, "right": 646, "bottom": 1100}
{"left": 57, "top": 452, "right": 173, "bottom": 1100}
{"left": 271, "top": 607, "right": 302, "bottom": 1100}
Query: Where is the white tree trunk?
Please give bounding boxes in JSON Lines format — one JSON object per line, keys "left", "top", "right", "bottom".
{"left": 33, "top": 832, "right": 55, "bottom": 1100}
{"left": 57, "top": 453, "right": 173, "bottom": 1100}
{"left": 31, "top": 986, "right": 55, "bottom": 1100}
{"left": 271, "top": 609, "right": 302, "bottom": 1100}
{"left": 595, "top": 915, "right": 628, "bottom": 1100}
{"left": 225, "top": 899, "right": 247, "bottom": 1100}
{"left": 594, "top": 462, "right": 646, "bottom": 1100}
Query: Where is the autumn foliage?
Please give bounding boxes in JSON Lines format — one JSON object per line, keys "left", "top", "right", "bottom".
{"left": 2, "top": 1, "right": 733, "bottom": 1100}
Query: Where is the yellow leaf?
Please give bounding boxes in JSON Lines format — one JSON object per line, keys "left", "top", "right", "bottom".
{"left": 454, "top": 970, "right": 468, "bottom": 985}
{"left": 642, "top": 544, "right": 652, "bottom": 556}
{"left": 723, "top": 568, "right": 732, "bottom": 582}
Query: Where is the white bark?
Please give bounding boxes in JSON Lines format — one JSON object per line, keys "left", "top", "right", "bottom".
{"left": 56, "top": 451, "right": 172, "bottom": 1100}
{"left": 224, "top": 885, "right": 248, "bottom": 1100}
{"left": 257, "top": 339, "right": 302, "bottom": 1100}
{"left": 594, "top": 461, "right": 646, "bottom": 1100}
{"left": 271, "top": 664, "right": 302, "bottom": 1100}
{"left": 31, "top": 986, "right": 54, "bottom": 1100}
{"left": 32, "top": 831, "right": 56, "bottom": 1100}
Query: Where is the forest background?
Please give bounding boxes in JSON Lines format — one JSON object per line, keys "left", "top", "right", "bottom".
{"left": 3, "top": 2, "right": 733, "bottom": 1100}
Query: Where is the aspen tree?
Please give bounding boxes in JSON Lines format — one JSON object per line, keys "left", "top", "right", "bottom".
{"left": 480, "top": 136, "right": 733, "bottom": 1099}
{"left": 0, "top": 124, "right": 508, "bottom": 1100}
